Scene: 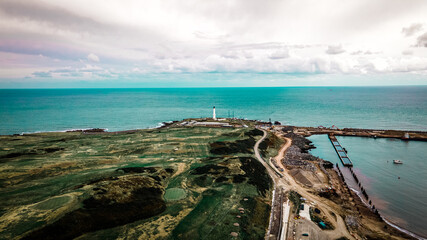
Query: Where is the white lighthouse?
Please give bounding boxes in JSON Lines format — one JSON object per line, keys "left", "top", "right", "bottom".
{"left": 213, "top": 106, "right": 216, "bottom": 120}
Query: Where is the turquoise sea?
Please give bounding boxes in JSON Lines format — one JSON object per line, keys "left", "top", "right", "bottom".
{"left": 309, "top": 135, "right": 427, "bottom": 238}
{"left": 1, "top": 86, "right": 427, "bottom": 135}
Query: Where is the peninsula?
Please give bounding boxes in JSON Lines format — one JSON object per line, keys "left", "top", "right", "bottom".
{"left": 0, "top": 118, "right": 421, "bottom": 239}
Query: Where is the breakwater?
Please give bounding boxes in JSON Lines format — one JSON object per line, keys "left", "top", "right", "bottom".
{"left": 328, "top": 135, "right": 353, "bottom": 166}
{"left": 290, "top": 126, "right": 427, "bottom": 141}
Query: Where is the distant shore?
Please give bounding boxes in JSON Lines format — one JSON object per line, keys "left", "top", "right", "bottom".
{"left": 11, "top": 122, "right": 427, "bottom": 142}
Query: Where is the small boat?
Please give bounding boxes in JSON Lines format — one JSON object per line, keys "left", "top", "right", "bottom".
{"left": 393, "top": 160, "right": 403, "bottom": 164}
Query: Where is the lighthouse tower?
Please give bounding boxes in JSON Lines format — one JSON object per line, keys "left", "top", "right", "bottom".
{"left": 213, "top": 106, "right": 216, "bottom": 120}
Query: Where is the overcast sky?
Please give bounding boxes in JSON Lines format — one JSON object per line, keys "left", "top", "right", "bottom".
{"left": 1, "top": 0, "right": 427, "bottom": 87}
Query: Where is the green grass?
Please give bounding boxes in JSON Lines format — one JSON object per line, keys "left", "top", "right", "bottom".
{"left": 33, "top": 195, "right": 72, "bottom": 210}
{"left": 0, "top": 125, "right": 276, "bottom": 239}
{"left": 164, "top": 188, "right": 187, "bottom": 201}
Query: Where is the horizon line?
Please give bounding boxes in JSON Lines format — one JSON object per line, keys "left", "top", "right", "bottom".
{"left": 1, "top": 84, "right": 427, "bottom": 90}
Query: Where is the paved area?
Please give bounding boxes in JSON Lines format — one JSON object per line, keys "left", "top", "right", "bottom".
{"left": 293, "top": 219, "right": 329, "bottom": 240}
{"left": 299, "top": 204, "right": 311, "bottom": 220}
{"left": 280, "top": 200, "right": 291, "bottom": 240}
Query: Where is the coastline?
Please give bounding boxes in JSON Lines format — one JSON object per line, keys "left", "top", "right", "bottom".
{"left": 7, "top": 123, "right": 427, "bottom": 139}
{"left": 8, "top": 121, "right": 172, "bottom": 137}
{"left": 1, "top": 120, "right": 426, "bottom": 239}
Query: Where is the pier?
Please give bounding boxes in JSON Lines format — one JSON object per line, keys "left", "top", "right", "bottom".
{"left": 328, "top": 135, "right": 353, "bottom": 167}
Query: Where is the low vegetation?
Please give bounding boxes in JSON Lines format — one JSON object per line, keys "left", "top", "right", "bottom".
{"left": 288, "top": 190, "right": 303, "bottom": 214}
{"left": 0, "top": 126, "right": 274, "bottom": 239}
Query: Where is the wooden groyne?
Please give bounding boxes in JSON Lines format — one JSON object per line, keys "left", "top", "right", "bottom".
{"left": 329, "top": 135, "right": 353, "bottom": 167}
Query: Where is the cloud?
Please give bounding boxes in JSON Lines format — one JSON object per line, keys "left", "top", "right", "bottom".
{"left": 402, "top": 23, "right": 424, "bottom": 37}
{"left": 193, "top": 31, "right": 228, "bottom": 41}
{"left": 402, "top": 49, "right": 413, "bottom": 55}
{"left": 32, "top": 71, "right": 51, "bottom": 78}
{"left": 326, "top": 45, "right": 345, "bottom": 55}
{"left": 269, "top": 49, "right": 289, "bottom": 59}
{"left": 60, "top": 72, "right": 83, "bottom": 77}
{"left": 29, "top": 64, "right": 109, "bottom": 79}
{"left": 243, "top": 51, "right": 253, "bottom": 59}
{"left": 1, "top": 0, "right": 427, "bottom": 83}
{"left": 87, "top": 53, "right": 100, "bottom": 62}
{"left": 416, "top": 32, "right": 427, "bottom": 47}
{"left": 221, "top": 51, "right": 239, "bottom": 59}
{"left": 81, "top": 64, "right": 102, "bottom": 72}
{"left": 0, "top": 39, "right": 87, "bottom": 60}
{"left": 0, "top": 0, "right": 109, "bottom": 33}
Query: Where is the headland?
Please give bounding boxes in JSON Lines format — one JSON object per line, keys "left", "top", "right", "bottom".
{"left": 0, "top": 118, "right": 424, "bottom": 239}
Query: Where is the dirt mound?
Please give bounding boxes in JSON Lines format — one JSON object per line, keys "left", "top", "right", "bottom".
{"left": 289, "top": 169, "right": 313, "bottom": 187}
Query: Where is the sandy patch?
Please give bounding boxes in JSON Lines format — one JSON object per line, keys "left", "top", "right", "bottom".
{"left": 0, "top": 192, "right": 81, "bottom": 235}
{"left": 172, "top": 163, "right": 187, "bottom": 178}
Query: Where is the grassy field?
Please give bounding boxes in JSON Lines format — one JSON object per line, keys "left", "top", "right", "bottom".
{"left": 0, "top": 125, "right": 277, "bottom": 239}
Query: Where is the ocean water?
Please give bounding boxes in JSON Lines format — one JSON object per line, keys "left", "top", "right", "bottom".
{"left": 1, "top": 86, "right": 427, "bottom": 135}
{"left": 309, "top": 134, "right": 427, "bottom": 238}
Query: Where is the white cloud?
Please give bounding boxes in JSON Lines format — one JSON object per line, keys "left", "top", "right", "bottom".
{"left": 81, "top": 64, "right": 102, "bottom": 72}
{"left": 87, "top": 53, "right": 100, "bottom": 62}
{"left": 326, "top": 45, "right": 345, "bottom": 55}
{"left": 221, "top": 51, "right": 239, "bottom": 59}
{"left": 269, "top": 49, "right": 289, "bottom": 59}
{"left": 402, "top": 49, "right": 413, "bottom": 55}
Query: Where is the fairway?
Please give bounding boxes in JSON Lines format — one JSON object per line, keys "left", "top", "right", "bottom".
{"left": 164, "top": 188, "right": 187, "bottom": 201}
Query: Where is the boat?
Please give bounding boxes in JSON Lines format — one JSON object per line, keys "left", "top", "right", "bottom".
{"left": 393, "top": 160, "right": 403, "bottom": 164}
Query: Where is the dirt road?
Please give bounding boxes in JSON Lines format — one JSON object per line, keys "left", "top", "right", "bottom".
{"left": 255, "top": 129, "right": 356, "bottom": 240}
{"left": 273, "top": 137, "right": 292, "bottom": 171}
{"left": 274, "top": 133, "right": 355, "bottom": 240}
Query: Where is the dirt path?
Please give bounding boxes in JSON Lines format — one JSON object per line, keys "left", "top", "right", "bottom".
{"left": 273, "top": 137, "right": 292, "bottom": 171}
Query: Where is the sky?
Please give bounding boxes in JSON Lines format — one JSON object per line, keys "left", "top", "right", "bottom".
{"left": 1, "top": 0, "right": 427, "bottom": 87}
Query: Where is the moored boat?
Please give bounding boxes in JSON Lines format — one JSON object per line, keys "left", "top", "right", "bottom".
{"left": 393, "top": 160, "right": 403, "bottom": 164}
